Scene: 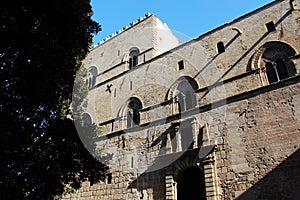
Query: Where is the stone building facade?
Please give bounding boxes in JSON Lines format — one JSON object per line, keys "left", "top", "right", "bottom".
{"left": 64, "top": 0, "right": 300, "bottom": 199}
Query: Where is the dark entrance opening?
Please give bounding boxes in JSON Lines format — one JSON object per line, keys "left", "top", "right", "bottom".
{"left": 177, "top": 166, "right": 206, "bottom": 200}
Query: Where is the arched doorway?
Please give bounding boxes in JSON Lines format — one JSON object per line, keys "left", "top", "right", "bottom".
{"left": 177, "top": 166, "right": 206, "bottom": 200}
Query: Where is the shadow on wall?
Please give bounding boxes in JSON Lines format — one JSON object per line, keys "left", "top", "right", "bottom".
{"left": 128, "top": 169, "right": 166, "bottom": 200}
{"left": 238, "top": 148, "right": 300, "bottom": 200}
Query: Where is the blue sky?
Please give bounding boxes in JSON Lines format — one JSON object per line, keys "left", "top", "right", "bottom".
{"left": 91, "top": 0, "right": 275, "bottom": 44}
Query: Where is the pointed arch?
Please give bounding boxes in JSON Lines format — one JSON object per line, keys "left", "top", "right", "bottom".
{"left": 167, "top": 76, "right": 199, "bottom": 113}
{"left": 129, "top": 47, "right": 140, "bottom": 69}
{"left": 87, "top": 66, "right": 98, "bottom": 88}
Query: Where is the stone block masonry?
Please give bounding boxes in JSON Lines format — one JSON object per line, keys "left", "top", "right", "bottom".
{"left": 63, "top": 0, "right": 300, "bottom": 199}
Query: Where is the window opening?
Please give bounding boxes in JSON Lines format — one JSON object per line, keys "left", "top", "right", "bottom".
{"left": 87, "top": 66, "right": 97, "bottom": 89}
{"left": 265, "top": 21, "right": 276, "bottom": 32}
{"left": 178, "top": 60, "right": 184, "bottom": 71}
{"left": 82, "top": 113, "right": 92, "bottom": 126}
{"left": 265, "top": 58, "right": 295, "bottom": 84}
{"left": 177, "top": 88, "right": 196, "bottom": 113}
{"left": 265, "top": 62, "right": 278, "bottom": 83}
{"left": 255, "top": 42, "right": 297, "bottom": 85}
{"left": 106, "top": 173, "right": 112, "bottom": 184}
{"left": 276, "top": 59, "right": 289, "bottom": 80}
{"left": 129, "top": 48, "right": 140, "bottom": 68}
{"left": 127, "top": 97, "right": 142, "bottom": 128}
{"left": 217, "top": 42, "right": 225, "bottom": 54}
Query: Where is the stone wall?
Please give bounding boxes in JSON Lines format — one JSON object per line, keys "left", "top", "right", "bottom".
{"left": 63, "top": 0, "right": 300, "bottom": 199}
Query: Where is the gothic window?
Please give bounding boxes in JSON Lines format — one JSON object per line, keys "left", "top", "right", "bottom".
{"left": 127, "top": 97, "right": 142, "bottom": 128}
{"left": 129, "top": 47, "right": 140, "bottom": 69}
{"left": 87, "top": 66, "right": 97, "bottom": 89}
{"left": 175, "top": 78, "right": 198, "bottom": 113}
{"left": 177, "top": 92, "right": 196, "bottom": 112}
{"left": 252, "top": 41, "right": 297, "bottom": 85}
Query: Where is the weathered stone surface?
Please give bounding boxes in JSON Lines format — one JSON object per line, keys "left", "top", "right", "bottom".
{"left": 63, "top": 0, "right": 300, "bottom": 199}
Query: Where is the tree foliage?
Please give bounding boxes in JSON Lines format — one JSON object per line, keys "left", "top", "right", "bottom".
{"left": 0, "top": 0, "right": 107, "bottom": 199}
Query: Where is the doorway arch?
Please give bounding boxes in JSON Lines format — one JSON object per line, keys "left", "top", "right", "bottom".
{"left": 177, "top": 166, "right": 206, "bottom": 200}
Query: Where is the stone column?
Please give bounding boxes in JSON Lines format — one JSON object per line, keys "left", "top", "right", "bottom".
{"left": 165, "top": 175, "right": 176, "bottom": 200}
{"left": 191, "top": 119, "right": 198, "bottom": 149}
{"left": 203, "top": 153, "right": 222, "bottom": 200}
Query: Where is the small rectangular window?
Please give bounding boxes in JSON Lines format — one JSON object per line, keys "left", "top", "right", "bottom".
{"left": 266, "top": 21, "right": 276, "bottom": 32}
{"left": 106, "top": 173, "right": 112, "bottom": 184}
{"left": 178, "top": 60, "right": 184, "bottom": 71}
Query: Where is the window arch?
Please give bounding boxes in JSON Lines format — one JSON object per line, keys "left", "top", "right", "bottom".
{"left": 82, "top": 113, "right": 92, "bottom": 126}
{"left": 127, "top": 97, "right": 142, "bottom": 128}
{"left": 87, "top": 66, "right": 97, "bottom": 89}
{"left": 252, "top": 41, "right": 297, "bottom": 85}
{"left": 168, "top": 76, "right": 199, "bottom": 113}
{"left": 129, "top": 47, "right": 140, "bottom": 69}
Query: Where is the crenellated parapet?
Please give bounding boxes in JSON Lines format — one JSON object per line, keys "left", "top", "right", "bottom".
{"left": 93, "top": 12, "right": 152, "bottom": 48}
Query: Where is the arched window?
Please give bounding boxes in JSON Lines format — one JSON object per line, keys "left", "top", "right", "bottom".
{"left": 127, "top": 97, "right": 142, "bottom": 128}
{"left": 252, "top": 41, "right": 297, "bottom": 85}
{"left": 82, "top": 113, "right": 92, "bottom": 126}
{"left": 173, "top": 77, "right": 198, "bottom": 113}
{"left": 87, "top": 66, "right": 97, "bottom": 89}
{"left": 217, "top": 42, "right": 225, "bottom": 54}
{"left": 129, "top": 48, "right": 140, "bottom": 69}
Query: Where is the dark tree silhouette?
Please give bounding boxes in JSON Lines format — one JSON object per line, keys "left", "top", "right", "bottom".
{"left": 0, "top": 0, "right": 107, "bottom": 199}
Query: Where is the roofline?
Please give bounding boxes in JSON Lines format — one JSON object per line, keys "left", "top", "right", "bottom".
{"left": 135, "top": 0, "right": 286, "bottom": 64}
{"left": 91, "top": 13, "right": 154, "bottom": 50}
{"left": 91, "top": 0, "right": 288, "bottom": 90}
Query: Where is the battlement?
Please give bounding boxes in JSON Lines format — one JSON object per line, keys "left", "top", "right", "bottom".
{"left": 93, "top": 12, "right": 152, "bottom": 48}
